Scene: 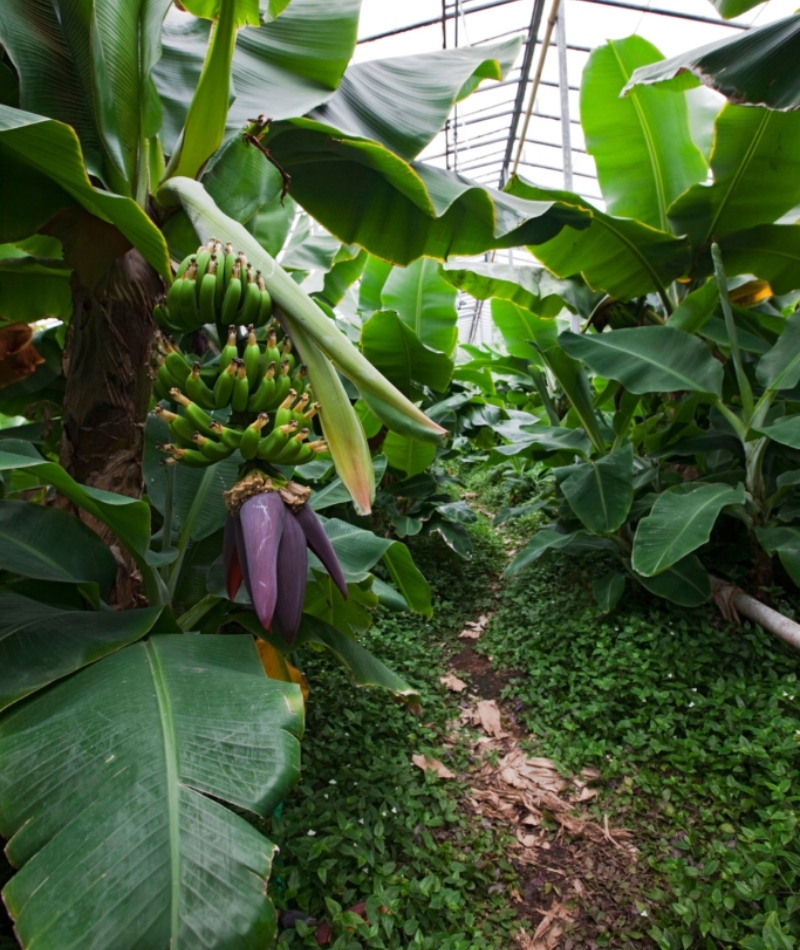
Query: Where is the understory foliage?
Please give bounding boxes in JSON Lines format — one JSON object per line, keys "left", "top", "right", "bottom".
{"left": 466, "top": 467, "right": 800, "bottom": 950}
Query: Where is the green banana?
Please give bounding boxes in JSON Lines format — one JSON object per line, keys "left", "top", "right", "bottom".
{"left": 165, "top": 268, "right": 196, "bottom": 329}
{"left": 163, "top": 446, "right": 214, "bottom": 468}
{"left": 213, "top": 360, "right": 237, "bottom": 408}
{"left": 291, "top": 363, "right": 308, "bottom": 397}
{"left": 186, "top": 362, "right": 217, "bottom": 409}
{"left": 247, "top": 361, "right": 276, "bottom": 412}
{"left": 170, "top": 389, "right": 215, "bottom": 436}
{"left": 231, "top": 358, "right": 250, "bottom": 412}
{"left": 255, "top": 421, "right": 297, "bottom": 460}
{"left": 163, "top": 339, "right": 192, "bottom": 385}
{"left": 268, "top": 359, "right": 292, "bottom": 409}
{"left": 243, "top": 325, "right": 261, "bottom": 388}
{"left": 175, "top": 254, "right": 195, "bottom": 279}
{"left": 273, "top": 427, "right": 310, "bottom": 464}
{"left": 241, "top": 271, "right": 261, "bottom": 326}
{"left": 281, "top": 337, "right": 295, "bottom": 374}
{"left": 265, "top": 329, "right": 280, "bottom": 366}
{"left": 256, "top": 274, "right": 273, "bottom": 327}
{"left": 221, "top": 265, "right": 243, "bottom": 325}
{"left": 214, "top": 242, "right": 229, "bottom": 310}
{"left": 219, "top": 325, "right": 239, "bottom": 373}
{"left": 195, "top": 242, "right": 214, "bottom": 286}
{"left": 209, "top": 420, "right": 242, "bottom": 449}
{"left": 192, "top": 432, "right": 233, "bottom": 463}
{"left": 303, "top": 401, "right": 321, "bottom": 424}
{"left": 274, "top": 389, "right": 298, "bottom": 429}
{"left": 239, "top": 413, "right": 269, "bottom": 460}
{"left": 199, "top": 257, "right": 218, "bottom": 325}
{"left": 152, "top": 375, "right": 170, "bottom": 403}
{"left": 291, "top": 392, "right": 310, "bottom": 423}
{"left": 152, "top": 406, "right": 195, "bottom": 445}
{"left": 292, "top": 438, "right": 327, "bottom": 466}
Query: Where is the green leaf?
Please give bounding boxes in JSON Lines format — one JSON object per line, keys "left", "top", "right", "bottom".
{"left": 0, "top": 105, "right": 170, "bottom": 278}
{"left": 0, "top": 635, "right": 304, "bottom": 949}
{"left": 303, "top": 574, "right": 377, "bottom": 638}
{"left": 201, "top": 133, "right": 284, "bottom": 224}
{"left": 0, "top": 255, "right": 72, "bottom": 324}
{"left": 383, "top": 432, "right": 437, "bottom": 477}
{"left": 441, "top": 261, "right": 593, "bottom": 319}
{"left": 757, "top": 414, "right": 800, "bottom": 449}
{"left": 321, "top": 247, "right": 368, "bottom": 307}
{"left": 634, "top": 554, "right": 710, "bottom": 606}
{"left": 592, "top": 572, "right": 627, "bottom": 613}
{"left": 489, "top": 299, "right": 558, "bottom": 363}
{"left": 632, "top": 482, "right": 745, "bottom": 576}
{"left": 309, "top": 457, "right": 388, "bottom": 512}
{"left": 756, "top": 311, "right": 800, "bottom": 392}
{"left": 0, "top": 444, "right": 150, "bottom": 561}
{"left": 359, "top": 255, "right": 393, "bottom": 313}
{"left": 156, "top": 0, "right": 361, "bottom": 149}
{"left": 361, "top": 311, "right": 453, "bottom": 396}
{"left": 707, "top": 0, "right": 766, "bottom": 18}
{"left": 505, "top": 528, "right": 583, "bottom": 575}
{"left": 756, "top": 525, "right": 800, "bottom": 586}
{"left": 179, "top": 0, "right": 259, "bottom": 25}
{"left": 297, "top": 614, "right": 420, "bottom": 701}
{"left": 717, "top": 225, "right": 800, "bottom": 296}
{"left": 623, "top": 15, "right": 800, "bottom": 111}
{"left": 0, "top": 0, "right": 172, "bottom": 193}
{"left": 507, "top": 176, "right": 691, "bottom": 302}
{"left": 382, "top": 258, "right": 458, "bottom": 357}
{"left": 539, "top": 344, "right": 606, "bottom": 454}
{"left": 310, "top": 40, "right": 520, "bottom": 161}
{"left": 0, "top": 592, "right": 161, "bottom": 710}
{"left": 382, "top": 542, "right": 433, "bottom": 619}
{"left": 0, "top": 500, "right": 117, "bottom": 592}
{"left": 669, "top": 104, "right": 800, "bottom": 248}
{"left": 581, "top": 37, "right": 706, "bottom": 231}
{"left": 559, "top": 327, "right": 724, "bottom": 396}
{"left": 560, "top": 444, "right": 634, "bottom": 534}
{"left": 667, "top": 279, "right": 719, "bottom": 333}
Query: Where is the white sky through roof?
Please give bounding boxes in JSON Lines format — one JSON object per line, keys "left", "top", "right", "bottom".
{"left": 352, "top": 0, "right": 797, "bottom": 341}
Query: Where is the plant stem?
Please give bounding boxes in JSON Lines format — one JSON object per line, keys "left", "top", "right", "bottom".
{"left": 711, "top": 243, "right": 754, "bottom": 422}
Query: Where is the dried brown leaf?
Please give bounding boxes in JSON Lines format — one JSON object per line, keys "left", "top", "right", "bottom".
{"left": 412, "top": 754, "right": 455, "bottom": 779}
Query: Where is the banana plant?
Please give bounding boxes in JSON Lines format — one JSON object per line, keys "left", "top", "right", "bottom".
{"left": 443, "top": 30, "right": 800, "bottom": 613}
{"left": 0, "top": 0, "right": 588, "bottom": 945}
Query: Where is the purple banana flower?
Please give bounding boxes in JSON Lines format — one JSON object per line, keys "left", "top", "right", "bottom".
{"left": 223, "top": 489, "right": 348, "bottom": 645}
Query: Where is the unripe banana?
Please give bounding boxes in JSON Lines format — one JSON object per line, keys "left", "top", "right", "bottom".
{"left": 243, "top": 325, "right": 261, "bottom": 388}
{"left": 268, "top": 359, "right": 292, "bottom": 409}
{"left": 209, "top": 420, "right": 243, "bottom": 449}
{"left": 199, "top": 258, "right": 218, "bottom": 325}
{"left": 256, "top": 275, "right": 273, "bottom": 327}
{"left": 231, "top": 359, "right": 250, "bottom": 412}
{"left": 214, "top": 242, "right": 227, "bottom": 309}
{"left": 241, "top": 272, "right": 261, "bottom": 326}
{"left": 152, "top": 406, "right": 195, "bottom": 445}
{"left": 281, "top": 337, "right": 295, "bottom": 374}
{"left": 221, "top": 264, "right": 243, "bottom": 325}
{"left": 156, "top": 356, "right": 184, "bottom": 395}
{"left": 272, "top": 426, "right": 310, "bottom": 464}
{"left": 164, "top": 446, "right": 214, "bottom": 468}
{"left": 274, "top": 389, "right": 298, "bottom": 429}
{"left": 192, "top": 432, "right": 233, "bottom": 463}
{"left": 175, "top": 254, "right": 196, "bottom": 279}
{"left": 256, "top": 421, "right": 297, "bottom": 460}
{"left": 219, "top": 325, "right": 239, "bottom": 373}
{"left": 247, "top": 361, "right": 277, "bottom": 413}
{"left": 265, "top": 329, "right": 280, "bottom": 366}
{"left": 186, "top": 362, "right": 217, "bottom": 409}
{"left": 291, "top": 392, "right": 310, "bottom": 424}
{"left": 213, "top": 360, "right": 237, "bottom": 408}
{"left": 239, "top": 413, "right": 270, "bottom": 460}
{"left": 291, "top": 363, "right": 307, "bottom": 398}
{"left": 169, "top": 389, "right": 215, "bottom": 436}
{"left": 163, "top": 339, "right": 192, "bottom": 385}
{"left": 195, "top": 245, "right": 212, "bottom": 285}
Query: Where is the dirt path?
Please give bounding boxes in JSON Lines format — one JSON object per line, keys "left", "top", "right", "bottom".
{"left": 437, "top": 539, "right": 655, "bottom": 949}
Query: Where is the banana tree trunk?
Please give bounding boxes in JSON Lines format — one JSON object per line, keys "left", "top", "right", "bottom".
{"left": 52, "top": 210, "right": 163, "bottom": 606}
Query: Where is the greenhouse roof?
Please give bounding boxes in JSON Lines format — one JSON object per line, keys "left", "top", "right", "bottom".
{"left": 352, "top": 0, "right": 798, "bottom": 341}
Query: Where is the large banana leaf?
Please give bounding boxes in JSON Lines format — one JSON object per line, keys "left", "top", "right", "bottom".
{"left": 634, "top": 554, "right": 710, "bottom": 606}
{"left": 756, "top": 310, "right": 800, "bottom": 392}
{"left": 441, "top": 261, "right": 593, "bottom": 318}
{"left": 156, "top": 0, "right": 361, "bottom": 150}
{"left": 632, "top": 482, "right": 745, "bottom": 576}
{"left": 559, "top": 444, "right": 634, "bottom": 534}
{"left": 506, "top": 176, "right": 691, "bottom": 303}
{"left": 0, "top": 251, "right": 72, "bottom": 324}
{"left": 0, "top": 500, "right": 117, "bottom": 593}
{"left": 0, "top": 105, "right": 171, "bottom": 279}
{"left": 669, "top": 104, "right": 800, "bottom": 247}
{"left": 361, "top": 311, "right": 453, "bottom": 395}
{"left": 383, "top": 431, "right": 437, "bottom": 479}
{"left": 580, "top": 37, "right": 706, "bottom": 231}
{"left": 707, "top": 0, "right": 766, "bottom": 18}
{"left": 381, "top": 258, "right": 458, "bottom": 356}
{"left": 308, "top": 39, "right": 519, "bottom": 161}
{"left": 0, "top": 635, "right": 303, "bottom": 950}
{"left": 558, "top": 327, "right": 724, "bottom": 396}
{"left": 717, "top": 224, "right": 800, "bottom": 295}
{"left": 623, "top": 16, "right": 800, "bottom": 111}
{"left": 0, "top": 0, "right": 171, "bottom": 193}
{"left": 0, "top": 592, "right": 162, "bottom": 711}
{"left": 490, "top": 299, "right": 558, "bottom": 362}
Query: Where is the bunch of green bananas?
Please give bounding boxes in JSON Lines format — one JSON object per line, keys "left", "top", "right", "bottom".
{"left": 151, "top": 326, "right": 323, "bottom": 469}
{"left": 154, "top": 239, "right": 273, "bottom": 334}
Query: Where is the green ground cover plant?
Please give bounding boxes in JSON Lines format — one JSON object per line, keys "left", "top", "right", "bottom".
{"left": 465, "top": 466, "right": 800, "bottom": 950}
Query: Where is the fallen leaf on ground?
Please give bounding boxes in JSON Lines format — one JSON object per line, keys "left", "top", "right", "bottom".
{"left": 412, "top": 754, "right": 455, "bottom": 779}
{"left": 475, "top": 699, "right": 504, "bottom": 737}
{"left": 440, "top": 673, "right": 468, "bottom": 692}
{"left": 458, "top": 626, "right": 481, "bottom": 640}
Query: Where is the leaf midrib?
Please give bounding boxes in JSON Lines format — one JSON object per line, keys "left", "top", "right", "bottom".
{"left": 145, "top": 641, "right": 181, "bottom": 944}
{"left": 578, "top": 332, "right": 711, "bottom": 392}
